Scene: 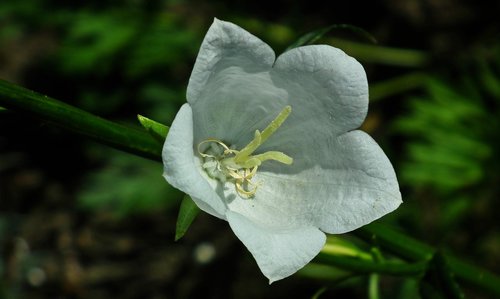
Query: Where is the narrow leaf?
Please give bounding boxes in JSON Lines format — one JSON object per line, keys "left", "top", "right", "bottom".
{"left": 175, "top": 195, "right": 200, "bottom": 241}
{"left": 137, "top": 114, "right": 169, "bottom": 143}
{"left": 369, "top": 72, "right": 427, "bottom": 102}
{"left": 311, "top": 287, "right": 327, "bottom": 299}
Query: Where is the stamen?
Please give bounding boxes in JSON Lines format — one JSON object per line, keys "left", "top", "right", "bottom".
{"left": 236, "top": 179, "right": 258, "bottom": 197}
{"left": 197, "top": 138, "right": 231, "bottom": 158}
{"left": 196, "top": 105, "right": 293, "bottom": 198}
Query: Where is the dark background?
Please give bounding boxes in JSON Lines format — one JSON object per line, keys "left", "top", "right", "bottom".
{"left": 1, "top": 0, "right": 499, "bottom": 298}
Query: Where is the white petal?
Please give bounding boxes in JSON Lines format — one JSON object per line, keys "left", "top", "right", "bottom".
{"left": 162, "top": 104, "right": 227, "bottom": 219}
{"left": 226, "top": 211, "right": 326, "bottom": 283}
{"left": 271, "top": 45, "right": 368, "bottom": 135}
{"left": 312, "top": 130, "right": 402, "bottom": 233}
{"left": 230, "top": 130, "right": 401, "bottom": 234}
{"left": 191, "top": 67, "right": 289, "bottom": 147}
{"left": 187, "top": 18, "right": 275, "bottom": 105}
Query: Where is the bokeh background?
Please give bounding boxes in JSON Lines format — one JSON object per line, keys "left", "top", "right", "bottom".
{"left": 1, "top": 0, "right": 499, "bottom": 298}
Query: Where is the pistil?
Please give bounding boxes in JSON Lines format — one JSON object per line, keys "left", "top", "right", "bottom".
{"left": 198, "top": 106, "right": 293, "bottom": 198}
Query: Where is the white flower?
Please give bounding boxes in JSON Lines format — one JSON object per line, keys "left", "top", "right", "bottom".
{"left": 162, "top": 18, "right": 402, "bottom": 283}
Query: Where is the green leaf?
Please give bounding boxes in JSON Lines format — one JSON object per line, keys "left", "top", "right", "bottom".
{"left": 137, "top": 114, "right": 169, "bottom": 143}
{"left": 286, "top": 24, "right": 376, "bottom": 52}
{"left": 175, "top": 195, "right": 200, "bottom": 241}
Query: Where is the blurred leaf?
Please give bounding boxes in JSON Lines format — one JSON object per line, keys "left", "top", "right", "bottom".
{"left": 478, "top": 59, "right": 500, "bottom": 98}
{"left": 286, "top": 24, "right": 376, "bottom": 52}
{"left": 79, "top": 90, "right": 125, "bottom": 114}
{"left": 137, "top": 114, "right": 169, "bottom": 144}
{"left": 369, "top": 73, "right": 427, "bottom": 102}
{"left": 175, "top": 195, "right": 200, "bottom": 241}
{"left": 125, "top": 15, "right": 198, "bottom": 78}
{"left": 0, "top": 1, "right": 50, "bottom": 28}
{"left": 311, "top": 287, "right": 327, "bottom": 299}
{"left": 78, "top": 150, "right": 180, "bottom": 217}
{"left": 397, "top": 279, "right": 421, "bottom": 299}
{"left": 139, "top": 84, "right": 185, "bottom": 122}
{"left": 395, "top": 78, "right": 493, "bottom": 192}
{"left": 230, "top": 18, "right": 294, "bottom": 48}
{"left": 441, "top": 197, "right": 470, "bottom": 229}
{"left": 327, "top": 37, "right": 428, "bottom": 67}
{"left": 59, "top": 11, "right": 138, "bottom": 73}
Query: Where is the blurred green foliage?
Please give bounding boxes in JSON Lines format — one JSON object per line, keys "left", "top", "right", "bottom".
{"left": 389, "top": 48, "right": 500, "bottom": 275}
{"left": 77, "top": 148, "right": 181, "bottom": 218}
{"left": 396, "top": 78, "right": 493, "bottom": 191}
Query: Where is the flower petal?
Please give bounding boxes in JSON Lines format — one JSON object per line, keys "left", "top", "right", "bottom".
{"left": 226, "top": 210, "right": 326, "bottom": 283}
{"left": 314, "top": 130, "right": 402, "bottom": 233}
{"left": 270, "top": 45, "right": 368, "bottom": 135}
{"left": 187, "top": 18, "right": 275, "bottom": 105}
{"left": 191, "top": 67, "right": 288, "bottom": 147}
{"left": 233, "top": 129, "right": 401, "bottom": 234}
{"left": 162, "top": 103, "right": 227, "bottom": 219}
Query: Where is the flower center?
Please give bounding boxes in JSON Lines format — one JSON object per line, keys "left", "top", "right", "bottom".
{"left": 197, "top": 106, "right": 293, "bottom": 198}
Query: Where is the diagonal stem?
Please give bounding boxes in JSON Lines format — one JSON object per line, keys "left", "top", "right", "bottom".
{"left": 0, "top": 79, "right": 163, "bottom": 161}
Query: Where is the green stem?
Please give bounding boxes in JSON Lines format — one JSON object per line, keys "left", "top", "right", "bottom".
{"left": 314, "top": 252, "right": 427, "bottom": 276}
{"left": 355, "top": 223, "right": 500, "bottom": 296}
{"left": 0, "top": 79, "right": 162, "bottom": 161}
{"left": 368, "top": 274, "right": 380, "bottom": 299}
